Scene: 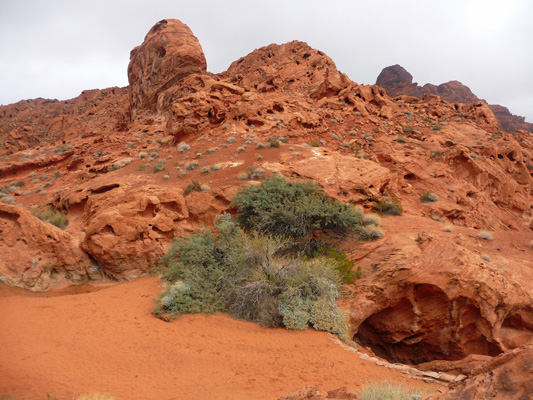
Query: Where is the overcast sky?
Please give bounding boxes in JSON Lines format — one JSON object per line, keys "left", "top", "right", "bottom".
{"left": 1, "top": 0, "right": 532, "bottom": 122}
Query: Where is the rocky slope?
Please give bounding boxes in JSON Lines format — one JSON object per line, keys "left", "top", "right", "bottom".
{"left": 1, "top": 18, "right": 532, "bottom": 398}
{"left": 376, "top": 64, "right": 533, "bottom": 133}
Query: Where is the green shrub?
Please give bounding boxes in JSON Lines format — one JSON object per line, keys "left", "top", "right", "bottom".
{"left": 310, "top": 140, "right": 320, "bottom": 147}
{"left": 30, "top": 206, "right": 68, "bottom": 229}
{"left": 155, "top": 214, "right": 349, "bottom": 339}
{"left": 432, "top": 123, "right": 442, "bottom": 131}
{"left": 420, "top": 191, "right": 439, "bottom": 203}
{"left": 314, "top": 247, "right": 356, "bottom": 284}
{"left": 184, "top": 181, "right": 202, "bottom": 196}
{"left": 152, "top": 162, "right": 166, "bottom": 173}
{"left": 269, "top": 140, "right": 280, "bottom": 148}
{"left": 373, "top": 197, "right": 403, "bottom": 215}
{"left": 232, "top": 176, "right": 362, "bottom": 250}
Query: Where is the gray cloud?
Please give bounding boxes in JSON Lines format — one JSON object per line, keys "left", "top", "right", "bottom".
{"left": 1, "top": 0, "right": 532, "bottom": 122}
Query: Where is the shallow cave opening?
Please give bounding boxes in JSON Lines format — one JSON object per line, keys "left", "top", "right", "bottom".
{"left": 354, "top": 285, "right": 505, "bottom": 365}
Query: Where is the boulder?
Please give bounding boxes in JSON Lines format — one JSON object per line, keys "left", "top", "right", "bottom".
{"left": 128, "top": 19, "right": 207, "bottom": 114}
{"left": 0, "top": 203, "right": 91, "bottom": 290}
{"left": 80, "top": 184, "right": 189, "bottom": 280}
{"left": 422, "top": 344, "right": 533, "bottom": 399}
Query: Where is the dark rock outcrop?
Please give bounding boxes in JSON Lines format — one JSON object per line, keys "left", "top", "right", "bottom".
{"left": 376, "top": 64, "right": 533, "bottom": 132}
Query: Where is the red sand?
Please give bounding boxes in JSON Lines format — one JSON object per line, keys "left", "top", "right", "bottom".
{"left": 0, "top": 277, "right": 438, "bottom": 399}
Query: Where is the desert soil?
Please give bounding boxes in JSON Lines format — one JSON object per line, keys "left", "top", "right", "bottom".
{"left": 0, "top": 276, "right": 438, "bottom": 400}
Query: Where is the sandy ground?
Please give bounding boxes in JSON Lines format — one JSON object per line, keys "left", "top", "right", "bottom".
{"left": 0, "top": 276, "right": 438, "bottom": 400}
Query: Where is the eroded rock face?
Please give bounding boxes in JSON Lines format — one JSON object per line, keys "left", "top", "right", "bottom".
{"left": 57, "top": 178, "right": 189, "bottom": 280}
{"left": 422, "top": 344, "right": 533, "bottom": 399}
{"left": 343, "top": 217, "right": 533, "bottom": 365}
{"left": 264, "top": 147, "right": 394, "bottom": 202}
{"left": 128, "top": 19, "right": 207, "bottom": 115}
{"left": 0, "top": 203, "right": 92, "bottom": 290}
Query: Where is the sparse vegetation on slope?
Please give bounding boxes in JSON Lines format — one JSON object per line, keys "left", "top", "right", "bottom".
{"left": 30, "top": 206, "right": 68, "bottom": 229}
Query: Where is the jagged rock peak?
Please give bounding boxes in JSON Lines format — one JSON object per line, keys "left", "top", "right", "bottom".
{"left": 376, "top": 64, "right": 533, "bottom": 132}
{"left": 376, "top": 65, "right": 478, "bottom": 104}
{"left": 128, "top": 19, "right": 207, "bottom": 114}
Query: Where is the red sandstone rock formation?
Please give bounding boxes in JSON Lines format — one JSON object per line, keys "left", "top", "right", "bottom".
{"left": 128, "top": 19, "right": 207, "bottom": 117}
{"left": 376, "top": 64, "right": 533, "bottom": 133}
{"left": 341, "top": 216, "right": 533, "bottom": 365}
{"left": 0, "top": 203, "right": 92, "bottom": 290}
{"left": 0, "top": 20, "right": 532, "bottom": 388}
{"left": 422, "top": 344, "right": 533, "bottom": 399}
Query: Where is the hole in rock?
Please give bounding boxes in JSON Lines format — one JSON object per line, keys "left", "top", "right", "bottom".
{"left": 354, "top": 285, "right": 504, "bottom": 364}
{"left": 140, "top": 202, "right": 158, "bottom": 219}
{"left": 501, "top": 307, "right": 533, "bottom": 348}
{"left": 91, "top": 183, "right": 120, "bottom": 195}
{"left": 155, "top": 46, "right": 166, "bottom": 58}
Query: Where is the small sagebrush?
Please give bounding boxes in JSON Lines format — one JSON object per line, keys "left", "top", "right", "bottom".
{"left": 359, "top": 381, "right": 429, "bottom": 400}
{"left": 420, "top": 191, "right": 439, "bottom": 203}
{"left": 31, "top": 206, "right": 68, "bottom": 229}
{"left": 177, "top": 142, "right": 190, "bottom": 153}
{"left": 185, "top": 162, "right": 199, "bottom": 171}
{"left": 478, "top": 231, "right": 493, "bottom": 240}
{"left": 152, "top": 162, "right": 166, "bottom": 173}
{"left": 359, "top": 225, "right": 384, "bottom": 241}
{"left": 362, "top": 213, "right": 381, "bottom": 227}
{"left": 373, "top": 197, "right": 403, "bottom": 215}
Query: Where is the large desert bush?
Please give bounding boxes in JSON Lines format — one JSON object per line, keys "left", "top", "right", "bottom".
{"left": 156, "top": 177, "right": 383, "bottom": 340}
{"left": 155, "top": 214, "right": 348, "bottom": 338}
{"left": 231, "top": 176, "right": 363, "bottom": 251}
